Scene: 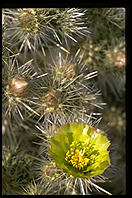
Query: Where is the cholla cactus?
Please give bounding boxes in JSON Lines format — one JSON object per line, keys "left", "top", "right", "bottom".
{"left": 34, "top": 116, "right": 112, "bottom": 195}
{"left": 76, "top": 39, "right": 102, "bottom": 66}
{"left": 21, "top": 179, "right": 44, "bottom": 195}
{"left": 104, "top": 39, "right": 125, "bottom": 69}
{"left": 2, "top": 147, "right": 34, "bottom": 195}
{"left": 97, "top": 39, "right": 125, "bottom": 100}
{"left": 2, "top": 56, "right": 42, "bottom": 122}
{"left": 3, "top": 8, "right": 66, "bottom": 55}
{"left": 3, "top": 8, "right": 89, "bottom": 55}
{"left": 2, "top": 121, "right": 35, "bottom": 195}
{"left": 43, "top": 8, "right": 89, "bottom": 48}
{"left": 23, "top": 47, "right": 103, "bottom": 125}
{"left": 2, "top": 8, "right": 125, "bottom": 195}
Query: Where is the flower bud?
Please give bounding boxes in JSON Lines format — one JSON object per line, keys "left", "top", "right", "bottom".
{"left": 9, "top": 76, "right": 28, "bottom": 95}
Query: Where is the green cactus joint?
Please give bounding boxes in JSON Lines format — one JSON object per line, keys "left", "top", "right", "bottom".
{"left": 49, "top": 122, "right": 111, "bottom": 179}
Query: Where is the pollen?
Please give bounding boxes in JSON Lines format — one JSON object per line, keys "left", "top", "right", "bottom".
{"left": 65, "top": 141, "right": 90, "bottom": 170}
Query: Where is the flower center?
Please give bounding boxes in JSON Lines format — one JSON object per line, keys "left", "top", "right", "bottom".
{"left": 65, "top": 141, "right": 90, "bottom": 170}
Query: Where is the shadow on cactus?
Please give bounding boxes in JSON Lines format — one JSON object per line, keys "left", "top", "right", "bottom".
{"left": 2, "top": 139, "right": 34, "bottom": 195}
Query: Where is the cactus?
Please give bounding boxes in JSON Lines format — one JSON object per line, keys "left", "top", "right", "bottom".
{"left": 2, "top": 8, "right": 125, "bottom": 195}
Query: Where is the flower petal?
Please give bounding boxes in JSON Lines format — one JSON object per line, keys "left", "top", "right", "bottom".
{"left": 49, "top": 122, "right": 111, "bottom": 179}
